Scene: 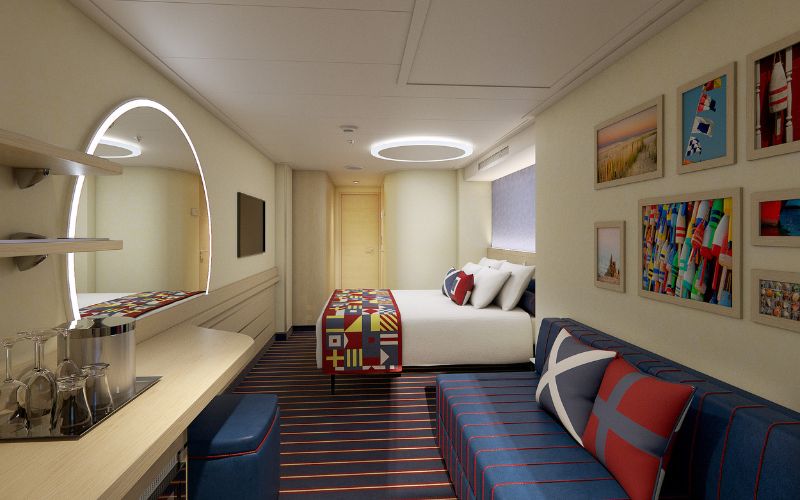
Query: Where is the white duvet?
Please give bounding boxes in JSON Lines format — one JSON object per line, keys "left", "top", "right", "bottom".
{"left": 316, "top": 289, "right": 534, "bottom": 368}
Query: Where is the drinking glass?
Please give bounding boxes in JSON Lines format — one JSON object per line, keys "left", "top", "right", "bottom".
{"left": 51, "top": 374, "right": 92, "bottom": 436}
{"left": 55, "top": 327, "right": 81, "bottom": 379}
{"left": 82, "top": 363, "right": 114, "bottom": 422}
{"left": 18, "top": 329, "right": 58, "bottom": 435}
{"left": 0, "top": 337, "right": 28, "bottom": 438}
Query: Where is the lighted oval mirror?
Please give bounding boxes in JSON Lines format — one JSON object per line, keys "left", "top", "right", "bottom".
{"left": 66, "top": 99, "right": 211, "bottom": 320}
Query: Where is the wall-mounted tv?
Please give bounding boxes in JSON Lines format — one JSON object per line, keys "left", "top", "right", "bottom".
{"left": 237, "top": 192, "right": 266, "bottom": 258}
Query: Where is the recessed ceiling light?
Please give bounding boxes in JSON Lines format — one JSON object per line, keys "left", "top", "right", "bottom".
{"left": 353, "top": 180, "right": 360, "bottom": 184}
{"left": 344, "top": 165, "right": 363, "bottom": 171}
{"left": 340, "top": 125, "right": 358, "bottom": 133}
{"left": 97, "top": 136, "right": 142, "bottom": 159}
{"left": 370, "top": 136, "right": 473, "bottom": 163}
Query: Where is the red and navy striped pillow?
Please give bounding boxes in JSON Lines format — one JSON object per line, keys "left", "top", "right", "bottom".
{"left": 582, "top": 357, "right": 695, "bottom": 500}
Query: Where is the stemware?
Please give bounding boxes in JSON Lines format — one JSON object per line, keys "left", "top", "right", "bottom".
{"left": 51, "top": 374, "right": 92, "bottom": 436}
{"left": 55, "top": 327, "right": 81, "bottom": 379}
{"left": 0, "top": 337, "right": 28, "bottom": 437}
{"left": 82, "top": 362, "right": 114, "bottom": 422}
{"left": 18, "top": 329, "right": 58, "bottom": 435}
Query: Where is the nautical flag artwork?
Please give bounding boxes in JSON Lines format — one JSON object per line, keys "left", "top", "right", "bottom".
{"left": 703, "top": 77, "right": 722, "bottom": 91}
{"left": 686, "top": 136, "right": 702, "bottom": 156}
{"left": 691, "top": 116, "right": 714, "bottom": 137}
{"left": 679, "top": 68, "right": 731, "bottom": 169}
{"left": 697, "top": 92, "right": 716, "bottom": 113}
{"left": 322, "top": 289, "right": 402, "bottom": 374}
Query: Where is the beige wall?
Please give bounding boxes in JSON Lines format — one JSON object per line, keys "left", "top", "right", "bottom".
{"left": 292, "top": 170, "right": 334, "bottom": 325}
{"left": 535, "top": 0, "right": 800, "bottom": 411}
{"left": 92, "top": 167, "right": 201, "bottom": 292}
{"left": 457, "top": 170, "right": 492, "bottom": 266}
{"left": 274, "top": 164, "right": 293, "bottom": 333}
{"left": 0, "top": 0, "right": 275, "bottom": 341}
{"left": 383, "top": 170, "right": 458, "bottom": 289}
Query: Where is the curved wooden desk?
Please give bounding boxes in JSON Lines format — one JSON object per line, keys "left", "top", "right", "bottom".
{"left": 0, "top": 324, "right": 255, "bottom": 499}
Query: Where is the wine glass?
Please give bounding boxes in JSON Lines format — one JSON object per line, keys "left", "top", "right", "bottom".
{"left": 18, "top": 329, "right": 58, "bottom": 436}
{"left": 82, "top": 362, "right": 114, "bottom": 422}
{"left": 54, "top": 327, "right": 81, "bottom": 378}
{"left": 0, "top": 337, "right": 28, "bottom": 438}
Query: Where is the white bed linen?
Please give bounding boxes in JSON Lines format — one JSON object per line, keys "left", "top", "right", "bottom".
{"left": 316, "top": 289, "right": 534, "bottom": 368}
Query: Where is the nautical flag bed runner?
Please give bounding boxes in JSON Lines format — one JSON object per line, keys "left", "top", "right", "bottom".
{"left": 321, "top": 289, "right": 402, "bottom": 374}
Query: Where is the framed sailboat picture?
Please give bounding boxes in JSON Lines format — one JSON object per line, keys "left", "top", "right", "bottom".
{"left": 677, "top": 63, "right": 736, "bottom": 174}
{"left": 747, "top": 30, "right": 800, "bottom": 160}
{"left": 595, "top": 221, "right": 625, "bottom": 293}
{"left": 595, "top": 96, "right": 663, "bottom": 189}
{"left": 638, "top": 188, "right": 742, "bottom": 318}
{"left": 752, "top": 188, "right": 800, "bottom": 247}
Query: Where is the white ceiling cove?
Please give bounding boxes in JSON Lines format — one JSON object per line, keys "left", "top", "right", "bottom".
{"left": 71, "top": 0, "right": 701, "bottom": 185}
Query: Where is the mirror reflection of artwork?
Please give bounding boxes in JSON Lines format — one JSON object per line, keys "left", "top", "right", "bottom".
{"left": 73, "top": 106, "right": 210, "bottom": 314}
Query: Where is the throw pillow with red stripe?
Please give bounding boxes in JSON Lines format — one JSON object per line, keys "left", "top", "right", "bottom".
{"left": 582, "top": 358, "right": 695, "bottom": 500}
{"left": 446, "top": 270, "right": 474, "bottom": 306}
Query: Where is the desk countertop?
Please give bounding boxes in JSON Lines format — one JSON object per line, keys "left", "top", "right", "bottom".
{"left": 0, "top": 323, "right": 254, "bottom": 499}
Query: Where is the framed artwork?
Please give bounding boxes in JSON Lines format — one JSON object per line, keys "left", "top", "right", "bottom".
{"left": 595, "top": 96, "right": 663, "bottom": 189}
{"left": 752, "top": 269, "right": 800, "bottom": 333}
{"left": 677, "top": 63, "right": 736, "bottom": 174}
{"left": 638, "top": 188, "right": 742, "bottom": 318}
{"left": 747, "top": 30, "right": 800, "bottom": 160}
{"left": 595, "top": 221, "right": 625, "bottom": 293}
{"left": 751, "top": 188, "right": 800, "bottom": 247}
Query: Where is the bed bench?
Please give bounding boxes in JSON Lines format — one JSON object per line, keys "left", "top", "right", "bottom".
{"left": 435, "top": 318, "right": 800, "bottom": 499}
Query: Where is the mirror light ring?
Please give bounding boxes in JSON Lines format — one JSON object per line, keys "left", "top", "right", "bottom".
{"left": 66, "top": 98, "right": 213, "bottom": 320}
{"left": 370, "top": 136, "right": 473, "bottom": 162}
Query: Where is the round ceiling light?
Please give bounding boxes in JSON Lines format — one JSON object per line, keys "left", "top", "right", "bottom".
{"left": 96, "top": 136, "right": 142, "bottom": 159}
{"left": 370, "top": 136, "right": 473, "bottom": 163}
{"left": 344, "top": 164, "right": 363, "bottom": 171}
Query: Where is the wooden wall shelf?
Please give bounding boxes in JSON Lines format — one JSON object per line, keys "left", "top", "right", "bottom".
{"left": 0, "top": 238, "right": 123, "bottom": 258}
{"left": 0, "top": 128, "right": 123, "bottom": 188}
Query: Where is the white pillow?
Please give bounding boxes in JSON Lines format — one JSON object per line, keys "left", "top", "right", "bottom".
{"left": 494, "top": 262, "right": 536, "bottom": 311}
{"left": 470, "top": 267, "right": 512, "bottom": 308}
{"left": 479, "top": 257, "right": 506, "bottom": 270}
{"left": 462, "top": 262, "right": 484, "bottom": 276}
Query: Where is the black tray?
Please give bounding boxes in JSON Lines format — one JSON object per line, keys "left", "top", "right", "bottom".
{"left": 0, "top": 376, "right": 161, "bottom": 441}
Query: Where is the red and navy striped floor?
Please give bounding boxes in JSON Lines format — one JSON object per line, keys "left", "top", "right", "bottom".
{"left": 231, "top": 331, "right": 524, "bottom": 499}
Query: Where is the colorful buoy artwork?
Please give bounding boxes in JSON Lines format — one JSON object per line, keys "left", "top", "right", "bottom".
{"left": 642, "top": 197, "right": 734, "bottom": 308}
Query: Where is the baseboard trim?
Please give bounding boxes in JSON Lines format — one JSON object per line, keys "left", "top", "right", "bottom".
{"left": 275, "top": 326, "right": 294, "bottom": 341}
{"left": 293, "top": 325, "right": 315, "bottom": 332}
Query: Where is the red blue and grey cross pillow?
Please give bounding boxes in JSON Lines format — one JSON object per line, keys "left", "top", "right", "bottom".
{"left": 441, "top": 267, "right": 475, "bottom": 306}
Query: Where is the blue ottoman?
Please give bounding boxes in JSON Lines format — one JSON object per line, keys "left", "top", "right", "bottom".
{"left": 188, "top": 394, "right": 280, "bottom": 500}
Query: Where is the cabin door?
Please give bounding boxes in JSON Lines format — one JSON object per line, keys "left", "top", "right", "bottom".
{"left": 340, "top": 193, "right": 381, "bottom": 289}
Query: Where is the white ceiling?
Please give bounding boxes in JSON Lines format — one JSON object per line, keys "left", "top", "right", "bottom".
{"left": 72, "top": 0, "right": 701, "bottom": 185}
{"left": 95, "top": 106, "right": 198, "bottom": 173}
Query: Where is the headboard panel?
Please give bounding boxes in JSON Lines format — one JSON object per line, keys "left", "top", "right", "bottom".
{"left": 486, "top": 247, "right": 535, "bottom": 266}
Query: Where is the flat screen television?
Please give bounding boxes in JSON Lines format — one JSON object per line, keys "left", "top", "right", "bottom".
{"left": 237, "top": 192, "right": 266, "bottom": 257}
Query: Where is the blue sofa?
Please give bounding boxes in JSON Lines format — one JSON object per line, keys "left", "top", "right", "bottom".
{"left": 435, "top": 318, "right": 800, "bottom": 499}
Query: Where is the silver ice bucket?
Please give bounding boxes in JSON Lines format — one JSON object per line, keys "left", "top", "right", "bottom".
{"left": 58, "top": 316, "right": 136, "bottom": 406}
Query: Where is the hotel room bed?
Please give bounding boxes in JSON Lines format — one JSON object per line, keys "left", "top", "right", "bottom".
{"left": 315, "top": 289, "right": 535, "bottom": 368}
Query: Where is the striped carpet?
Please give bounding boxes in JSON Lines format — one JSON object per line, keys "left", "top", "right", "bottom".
{"left": 231, "top": 331, "right": 521, "bottom": 499}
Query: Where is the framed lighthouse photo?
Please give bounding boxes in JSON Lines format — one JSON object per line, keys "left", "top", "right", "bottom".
{"left": 595, "top": 221, "right": 625, "bottom": 293}
{"left": 677, "top": 63, "right": 736, "bottom": 174}
{"left": 747, "top": 30, "right": 800, "bottom": 160}
{"left": 638, "top": 188, "right": 742, "bottom": 318}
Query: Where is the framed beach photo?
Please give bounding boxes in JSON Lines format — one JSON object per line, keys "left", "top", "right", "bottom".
{"left": 638, "top": 188, "right": 742, "bottom": 318}
{"left": 595, "top": 96, "right": 663, "bottom": 189}
{"left": 752, "top": 188, "right": 800, "bottom": 247}
{"left": 595, "top": 221, "right": 625, "bottom": 293}
{"left": 752, "top": 269, "right": 800, "bottom": 333}
{"left": 677, "top": 63, "right": 736, "bottom": 174}
{"left": 747, "top": 30, "right": 800, "bottom": 161}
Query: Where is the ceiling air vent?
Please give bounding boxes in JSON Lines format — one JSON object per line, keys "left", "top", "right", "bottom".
{"left": 478, "top": 146, "right": 509, "bottom": 171}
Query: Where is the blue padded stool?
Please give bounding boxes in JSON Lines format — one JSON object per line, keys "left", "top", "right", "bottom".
{"left": 188, "top": 394, "right": 280, "bottom": 500}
